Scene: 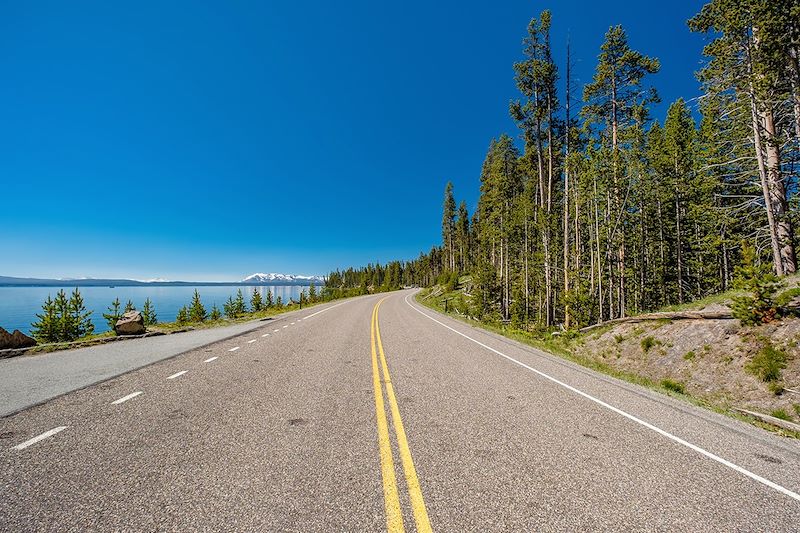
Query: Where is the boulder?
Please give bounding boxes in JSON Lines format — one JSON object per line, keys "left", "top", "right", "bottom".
{"left": 114, "top": 311, "right": 146, "bottom": 335}
{"left": 0, "top": 327, "right": 37, "bottom": 349}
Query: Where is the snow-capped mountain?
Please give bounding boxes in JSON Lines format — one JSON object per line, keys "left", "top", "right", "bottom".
{"left": 242, "top": 273, "right": 325, "bottom": 284}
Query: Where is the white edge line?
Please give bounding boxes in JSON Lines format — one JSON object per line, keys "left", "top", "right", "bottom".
{"left": 167, "top": 370, "right": 188, "bottom": 380}
{"left": 111, "top": 391, "right": 143, "bottom": 405}
{"left": 204, "top": 356, "right": 218, "bottom": 363}
{"left": 404, "top": 294, "right": 800, "bottom": 502}
{"left": 229, "top": 346, "right": 240, "bottom": 352}
{"left": 13, "top": 426, "right": 67, "bottom": 450}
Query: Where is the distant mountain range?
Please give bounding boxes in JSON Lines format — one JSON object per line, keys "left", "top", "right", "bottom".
{"left": 242, "top": 273, "right": 325, "bottom": 284}
{"left": 0, "top": 273, "right": 325, "bottom": 287}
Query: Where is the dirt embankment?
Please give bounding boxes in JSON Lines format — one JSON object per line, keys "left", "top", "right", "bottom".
{"left": 576, "top": 306, "right": 800, "bottom": 420}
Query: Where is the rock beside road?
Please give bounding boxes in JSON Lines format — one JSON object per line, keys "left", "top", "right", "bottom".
{"left": 0, "top": 327, "right": 37, "bottom": 349}
{"left": 114, "top": 311, "right": 146, "bottom": 335}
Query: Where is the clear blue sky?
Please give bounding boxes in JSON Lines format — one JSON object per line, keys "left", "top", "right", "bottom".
{"left": 0, "top": 0, "right": 706, "bottom": 281}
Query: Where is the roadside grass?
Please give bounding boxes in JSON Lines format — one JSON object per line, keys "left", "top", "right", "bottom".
{"left": 641, "top": 336, "right": 660, "bottom": 353}
{"left": 416, "top": 285, "right": 800, "bottom": 439}
{"left": 771, "top": 409, "right": 793, "bottom": 421}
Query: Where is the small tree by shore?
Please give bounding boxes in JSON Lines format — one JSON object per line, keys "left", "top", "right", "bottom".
{"left": 188, "top": 289, "right": 207, "bottom": 322}
{"left": 309, "top": 283, "right": 317, "bottom": 303}
{"left": 142, "top": 298, "right": 158, "bottom": 325}
{"left": 176, "top": 306, "right": 189, "bottom": 325}
{"left": 103, "top": 298, "right": 123, "bottom": 329}
{"left": 31, "top": 288, "right": 94, "bottom": 342}
{"left": 251, "top": 289, "right": 263, "bottom": 312}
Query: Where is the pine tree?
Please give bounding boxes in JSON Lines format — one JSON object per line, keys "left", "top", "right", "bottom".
{"left": 234, "top": 289, "right": 247, "bottom": 315}
{"left": 142, "top": 298, "right": 158, "bottom": 325}
{"left": 455, "top": 201, "right": 470, "bottom": 273}
{"left": 223, "top": 296, "right": 237, "bottom": 319}
{"left": 53, "top": 289, "right": 73, "bottom": 342}
{"left": 732, "top": 243, "right": 781, "bottom": 325}
{"left": 308, "top": 283, "right": 317, "bottom": 302}
{"left": 104, "top": 297, "right": 123, "bottom": 329}
{"left": 251, "top": 289, "right": 263, "bottom": 312}
{"left": 582, "top": 24, "right": 660, "bottom": 319}
{"left": 176, "top": 306, "right": 189, "bottom": 325}
{"left": 690, "top": 0, "right": 797, "bottom": 275}
{"left": 442, "top": 181, "right": 456, "bottom": 272}
{"left": 124, "top": 299, "right": 136, "bottom": 312}
{"left": 68, "top": 288, "right": 94, "bottom": 338}
{"left": 266, "top": 289, "right": 274, "bottom": 308}
{"left": 210, "top": 304, "right": 222, "bottom": 321}
{"left": 188, "top": 289, "right": 207, "bottom": 322}
{"left": 276, "top": 295, "right": 283, "bottom": 308}
{"left": 30, "top": 295, "right": 59, "bottom": 342}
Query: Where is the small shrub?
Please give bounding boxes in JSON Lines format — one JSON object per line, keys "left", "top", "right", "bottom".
{"left": 614, "top": 334, "right": 624, "bottom": 344}
{"left": 768, "top": 382, "right": 785, "bottom": 395}
{"left": 176, "top": 306, "right": 189, "bottom": 325}
{"left": 683, "top": 350, "right": 696, "bottom": 360}
{"left": 793, "top": 404, "right": 800, "bottom": 417}
{"left": 661, "top": 379, "right": 685, "bottom": 394}
{"left": 770, "top": 409, "right": 792, "bottom": 421}
{"left": 641, "top": 336, "right": 660, "bottom": 353}
{"left": 731, "top": 243, "right": 780, "bottom": 325}
{"left": 745, "top": 342, "right": 787, "bottom": 383}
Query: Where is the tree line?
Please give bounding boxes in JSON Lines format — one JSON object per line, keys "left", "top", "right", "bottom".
{"left": 29, "top": 284, "right": 325, "bottom": 343}
{"left": 329, "top": 1, "right": 800, "bottom": 329}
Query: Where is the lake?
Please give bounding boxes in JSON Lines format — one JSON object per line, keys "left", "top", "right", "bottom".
{"left": 0, "top": 285, "right": 316, "bottom": 335}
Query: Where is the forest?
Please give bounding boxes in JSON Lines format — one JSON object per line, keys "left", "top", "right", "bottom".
{"left": 326, "top": 0, "right": 800, "bottom": 329}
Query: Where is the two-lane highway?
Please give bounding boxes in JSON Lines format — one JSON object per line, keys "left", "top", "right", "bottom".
{"left": 1, "top": 290, "right": 799, "bottom": 531}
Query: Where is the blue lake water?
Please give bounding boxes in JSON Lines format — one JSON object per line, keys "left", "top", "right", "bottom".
{"left": 0, "top": 285, "right": 315, "bottom": 335}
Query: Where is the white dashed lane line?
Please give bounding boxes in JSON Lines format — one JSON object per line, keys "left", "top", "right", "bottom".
{"left": 229, "top": 346, "right": 240, "bottom": 352}
{"left": 273, "top": 329, "right": 280, "bottom": 332}
{"left": 166, "top": 371, "right": 188, "bottom": 380}
{"left": 13, "top": 427, "right": 67, "bottom": 451}
{"left": 262, "top": 333, "right": 269, "bottom": 337}
{"left": 247, "top": 339, "right": 256, "bottom": 344}
{"left": 282, "top": 325, "right": 288, "bottom": 329}
{"left": 204, "top": 356, "right": 218, "bottom": 363}
{"left": 111, "top": 391, "right": 143, "bottom": 405}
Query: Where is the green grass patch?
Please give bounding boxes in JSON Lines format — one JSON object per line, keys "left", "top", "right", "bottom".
{"left": 660, "top": 379, "right": 686, "bottom": 394}
{"left": 683, "top": 350, "right": 696, "bottom": 360}
{"left": 745, "top": 342, "right": 787, "bottom": 383}
{"left": 771, "top": 409, "right": 793, "bottom": 421}
{"left": 641, "top": 336, "right": 660, "bottom": 353}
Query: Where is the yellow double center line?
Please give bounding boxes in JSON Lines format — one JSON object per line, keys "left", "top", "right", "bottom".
{"left": 371, "top": 298, "right": 432, "bottom": 533}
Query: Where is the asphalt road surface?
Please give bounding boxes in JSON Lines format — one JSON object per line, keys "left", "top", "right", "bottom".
{"left": 0, "top": 318, "right": 279, "bottom": 417}
{"left": 1, "top": 290, "right": 799, "bottom": 531}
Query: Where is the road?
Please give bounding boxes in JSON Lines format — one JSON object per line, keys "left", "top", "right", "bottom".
{"left": 1, "top": 290, "right": 798, "bottom": 531}
{"left": 0, "top": 317, "right": 284, "bottom": 417}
